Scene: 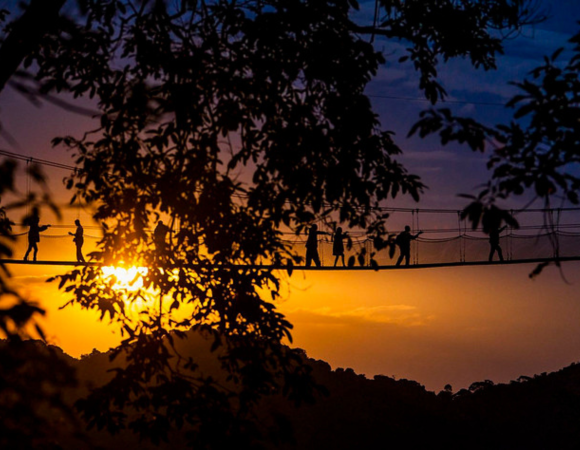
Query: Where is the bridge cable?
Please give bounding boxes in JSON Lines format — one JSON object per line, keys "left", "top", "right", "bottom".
{"left": 415, "top": 209, "right": 420, "bottom": 265}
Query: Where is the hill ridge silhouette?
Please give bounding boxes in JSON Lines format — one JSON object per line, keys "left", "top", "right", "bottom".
{"left": 11, "top": 332, "right": 580, "bottom": 449}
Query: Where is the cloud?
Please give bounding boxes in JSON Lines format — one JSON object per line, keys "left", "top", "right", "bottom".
{"left": 365, "top": 24, "right": 579, "bottom": 118}
{"left": 286, "top": 304, "right": 434, "bottom": 327}
{"left": 7, "top": 276, "right": 60, "bottom": 301}
{"left": 11, "top": 275, "right": 53, "bottom": 283}
{"left": 413, "top": 166, "right": 443, "bottom": 174}
{"left": 508, "top": 27, "right": 577, "bottom": 60}
{"left": 400, "top": 150, "right": 460, "bottom": 162}
{"left": 372, "top": 66, "right": 409, "bottom": 85}
{"left": 397, "top": 149, "right": 487, "bottom": 179}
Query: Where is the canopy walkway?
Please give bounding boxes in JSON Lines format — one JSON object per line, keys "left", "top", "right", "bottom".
{"left": 5, "top": 209, "right": 580, "bottom": 270}
{"left": 3, "top": 149, "right": 580, "bottom": 270}
{"left": 1, "top": 256, "right": 579, "bottom": 270}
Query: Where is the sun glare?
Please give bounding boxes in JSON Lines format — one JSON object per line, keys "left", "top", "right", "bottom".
{"left": 100, "top": 266, "right": 189, "bottom": 320}
{"left": 102, "top": 266, "right": 149, "bottom": 291}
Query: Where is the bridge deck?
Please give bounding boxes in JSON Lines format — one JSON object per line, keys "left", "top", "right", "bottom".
{"left": 1, "top": 257, "right": 579, "bottom": 270}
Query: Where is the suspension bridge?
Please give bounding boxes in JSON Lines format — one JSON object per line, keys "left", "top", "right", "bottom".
{"left": 2, "top": 149, "right": 580, "bottom": 270}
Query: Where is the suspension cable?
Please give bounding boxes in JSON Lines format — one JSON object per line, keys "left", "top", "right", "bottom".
{"left": 415, "top": 209, "right": 420, "bottom": 265}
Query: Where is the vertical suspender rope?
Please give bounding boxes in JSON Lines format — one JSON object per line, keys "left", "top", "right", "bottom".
{"left": 74, "top": 168, "right": 81, "bottom": 221}
{"left": 411, "top": 209, "right": 415, "bottom": 265}
{"left": 26, "top": 158, "right": 31, "bottom": 217}
{"left": 553, "top": 208, "right": 559, "bottom": 259}
{"left": 463, "top": 213, "right": 467, "bottom": 262}
{"left": 319, "top": 221, "right": 325, "bottom": 266}
{"left": 556, "top": 208, "right": 561, "bottom": 259}
{"left": 506, "top": 215, "right": 510, "bottom": 261}
{"left": 457, "top": 211, "right": 464, "bottom": 263}
{"left": 508, "top": 209, "right": 514, "bottom": 261}
{"left": 463, "top": 212, "right": 468, "bottom": 262}
{"left": 370, "top": 0, "right": 379, "bottom": 43}
{"left": 464, "top": 211, "right": 467, "bottom": 263}
{"left": 415, "top": 209, "right": 420, "bottom": 265}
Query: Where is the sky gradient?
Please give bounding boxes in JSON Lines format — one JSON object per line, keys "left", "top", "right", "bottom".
{"left": 2, "top": 0, "right": 580, "bottom": 392}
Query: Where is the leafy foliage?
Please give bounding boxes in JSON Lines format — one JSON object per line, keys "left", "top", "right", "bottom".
{"left": 0, "top": 159, "right": 58, "bottom": 338}
{"left": 355, "top": 0, "right": 544, "bottom": 103}
{"left": 409, "top": 26, "right": 580, "bottom": 250}
{"left": 48, "top": 2, "right": 415, "bottom": 444}
{"left": 0, "top": 0, "right": 543, "bottom": 447}
{"left": 0, "top": 161, "right": 76, "bottom": 448}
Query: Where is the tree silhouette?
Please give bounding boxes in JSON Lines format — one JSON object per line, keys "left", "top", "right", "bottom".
{"left": 0, "top": 161, "right": 77, "bottom": 448}
{"left": 0, "top": 0, "right": 66, "bottom": 93}
{"left": 0, "top": 0, "right": 545, "bottom": 447}
{"left": 410, "top": 23, "right": 580, "bottom": 273}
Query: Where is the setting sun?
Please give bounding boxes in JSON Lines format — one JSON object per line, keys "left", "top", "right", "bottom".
{"left": 101, "top": 266, "right": 148, "bottom": 291}
{"left": 3, "top": 0, "right": 580, "bottom": 448}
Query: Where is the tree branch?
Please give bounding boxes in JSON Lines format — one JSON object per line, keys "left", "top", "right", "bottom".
{"left": 0, "top": 0, "right": 66, "bottom": 94}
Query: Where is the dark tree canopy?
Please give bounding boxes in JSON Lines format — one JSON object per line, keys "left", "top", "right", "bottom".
{"left": 0, "top": 161, "right": 76, "bottom": 448}
{"left": 0, "top": 0, "right": 547, "bottom": 447}
{"left": 410, "top": 24, "right": 580, "bottom": 257}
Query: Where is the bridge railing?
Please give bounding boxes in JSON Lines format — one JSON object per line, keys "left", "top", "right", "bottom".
{"left": 295, "top": 230, "right": 580, "bottom": 267}
{"left": 5, "top": 207, "right": 580, "bottom": 266}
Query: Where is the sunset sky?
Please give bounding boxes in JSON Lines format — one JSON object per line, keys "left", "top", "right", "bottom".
{"left": 2, "top": 0, "right": 580, "bottom": 392}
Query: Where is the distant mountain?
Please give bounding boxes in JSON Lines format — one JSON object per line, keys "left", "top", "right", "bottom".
{"left": 266, "top": 357, "right": 580, "bottom": 449}
{"left": 20, "top": 333, "right": 580, "bottom": 449}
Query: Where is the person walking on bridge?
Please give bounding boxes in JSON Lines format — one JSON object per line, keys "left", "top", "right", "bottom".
{"left": 154, "top": 220, "right": 170, "bottom": 254}
{"left": 395, "top": 226, "right": 423, "bottom": 266}
{"left": 333, "top": 227, "right": 349, "bottom": 267}
{"left": 305, "top": 224, "right": 330, "bottom": 267}
{"left": 68, "top": 219, "right": 85, "bottom": 263}
{"left": 489, "top": 224, "right": 507, "bottom": 262}
{"left": 23, "top": 211, "right": 50, "bottom": 262}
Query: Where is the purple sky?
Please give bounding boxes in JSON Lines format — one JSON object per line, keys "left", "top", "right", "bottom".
{"left": 360, "top": 0, "right": 580, "bottom": 209}
{"left": 0, "top": 0, "right": 577, "bottom": 204}
{"left": 3, "top": 1, "right": 580, "bottom": 391}
{"left": 2, "top": 0, "right": 579, "bottom": 211}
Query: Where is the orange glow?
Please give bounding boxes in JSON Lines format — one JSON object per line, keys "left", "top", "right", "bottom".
{"left": 8, "top": 247, "right": 580, "bottom": 392}
{"left": 101, "top": 265, "right": 148, "bottom": 291}
{"left": 100, "top": 265, "right": 158, "bottom": 315}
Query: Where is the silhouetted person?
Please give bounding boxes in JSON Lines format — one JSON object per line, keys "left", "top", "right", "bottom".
{"left": 333, "top": 227, "right": 349, "bottom": 267}
{"left": 23, "top": 213, "right": 50, "bottom": 262}
{"left": 68, "top": 219, "right": 85, "bottom": 262}
{"left": 489, "top": 224, "right": 507, "bottom": 262}
{"left": 305, "top": 224, "right": 329, "bottom": 267}
{"left": 395, "top": 226, "right": 423, "bottom": 266}
{"left": 154, "top": 220, "right": 169, "bottom": 253}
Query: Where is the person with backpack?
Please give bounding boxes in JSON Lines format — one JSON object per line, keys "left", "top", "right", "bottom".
{"left": 23, "top": 210, "right": 51, "bottom": 262}
{"left": 154, "top": 220, "right": 170, "bottom": 254}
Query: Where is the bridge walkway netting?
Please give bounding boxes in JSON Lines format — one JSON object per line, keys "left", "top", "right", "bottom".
{"left": 4, "top": 149, "right": 580, "bottom": 267}
{"left": 4, "top": 208, "right": 580, "bottom": 268}
{"left": 285, "top": 207, "right": 580, "bottom": 267}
